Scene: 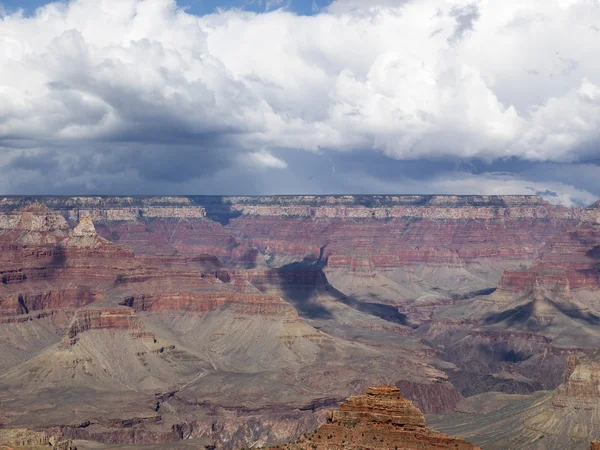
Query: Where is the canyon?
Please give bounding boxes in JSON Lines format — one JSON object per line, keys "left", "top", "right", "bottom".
{"left": 0, "top": 195, "right": 599, "bottom": 449}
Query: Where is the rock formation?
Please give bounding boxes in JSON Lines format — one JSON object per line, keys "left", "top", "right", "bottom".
{"left": 268, "top": 386, "right": 479, "bottom": 449}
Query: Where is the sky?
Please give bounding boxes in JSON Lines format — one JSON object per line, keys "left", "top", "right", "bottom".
{"left": 0, "top": 0, "right": 599, "bottom": 206}
{"left": 0, "top": 0, "right": 330, "bottom": 15}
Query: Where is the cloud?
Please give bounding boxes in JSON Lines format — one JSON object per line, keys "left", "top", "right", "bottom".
{"left": 430, "top": 173, "right": 597, "bottom": 207}
{"left": 335, "top": 167, "right": 598, "bottom": 207}
{"left": 238, "top": 149, "right": 288, "bottom": 169}
{"left": 0, "top": 0, "right": 599, "bottom": 193}
{"left": 449, "top": 2, "right": 480, "bottom": 43}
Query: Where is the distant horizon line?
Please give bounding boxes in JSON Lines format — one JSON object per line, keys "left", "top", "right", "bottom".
{"left": 0, "top": 194, "right": 549, "bottom": 198}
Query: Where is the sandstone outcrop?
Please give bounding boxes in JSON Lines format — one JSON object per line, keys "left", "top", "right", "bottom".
{"left": 328, "top": 386, "right": 426, "bottom": 427}
{"left": 269, "top": 386, "right": 479, "bottom": 449}
{"left": 0, "top": 428, "right": 76, "bottom": 449}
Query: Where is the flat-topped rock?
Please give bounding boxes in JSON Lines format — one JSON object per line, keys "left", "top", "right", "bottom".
{"left": 330, "top": 385, "right": 426, "bottom": 427}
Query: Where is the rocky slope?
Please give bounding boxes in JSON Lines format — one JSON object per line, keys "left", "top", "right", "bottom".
{"left": 268, "top": 385, "right": 479, "bottom": 449}
{"left": 428, "top": 352, "right": 600, "bottom": 449}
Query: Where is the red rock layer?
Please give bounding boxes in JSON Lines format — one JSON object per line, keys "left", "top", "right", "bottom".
{"left": 120, "top": 293, "right": 295, "bottom": 316}
{"left": 497, "top": 222, "right": 600, "bottom": 295}
{"left": 0, "top": 290, "right": 100, "bottom": 317}
{"left": 63, "top": 308, "right": 145, "bottom": 344}
{"left": 8, "top": 196, "right": 591, "bottom": 268}
{"left": 270, "top": 386, "right": 480, "bottom": 450}
{"left": 219, "top": 268, "right": 330, "bottom": 292}
{"left": 222, "top": 216, "right": 579, "bottom": 265}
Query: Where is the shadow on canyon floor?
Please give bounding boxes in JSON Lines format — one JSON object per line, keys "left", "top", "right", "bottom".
{"left": 483, "top": 301, "right": 536, "bottom": 327}
{"left": 277, "top": 259, "right": 410, "bottom": 326}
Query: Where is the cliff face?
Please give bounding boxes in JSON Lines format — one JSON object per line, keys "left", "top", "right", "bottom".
{"left": 553, "top": 354, "right": 600, "bottom": 408}
{"left": 62, "top": 307, "right": 146, "bottom": 344}
{"left": 417, "top": 210, "right": 600, "bottom": 399}
{"left": 2, "top": 195, "right": 591, "bottom": 266}
{"left": 120, "top": 292, "right": 297, "bottom": 316}
{"left": 498, "top": 222, "right": 600, "bottom": 294}
{"left": 0, "top": 196, "right": 206, "bottom": 221}
{"left": 269, "top": 386, "right": 479, "bottom": 450}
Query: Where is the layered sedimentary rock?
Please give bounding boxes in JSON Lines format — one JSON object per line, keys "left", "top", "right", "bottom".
{"left": 211, "top": 195, "right": 584, "bottom": 219}
{"left": 0, "top": 209, "right": 139, "bottom": 325}
{"left": 0, "top": 196, "right": 206, "bottom": 222}
{"left": 208, "top": 195, "right": 597, "bottom": 267}
{"left": 0, "top": 290, "right": 100, "bottom": 317}
{"left": 270, "top": 386, "right": 479, "bottom": 449}
{"left": 120, "top": 293, "right": 296, "bottom": 316}
{"left": 498, "top": 221, "right": 600, "bottom": 294}
{"left": 553, "top": 354, "right": 600, "bottom": 408}
{"left": 328, "top": 386, "right": 427, "bottom": 426}
{"left": 62, "top": 307, "right": 146, "bottom": 344}
{"left": 2, "top": 195, "right": 591, "bottom": 267}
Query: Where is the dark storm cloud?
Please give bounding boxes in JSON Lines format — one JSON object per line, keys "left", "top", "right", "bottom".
{"left": 7, "top": 145, "right": 235, "bottom": 185}
{"left": 10, "top": 151, "right": 62, "bottom": 175}
{"left": 124, "top": 146, "right": 234, "bottom": 182}
{"left": 2, "top": 145, "right": 598, "bottom": 207}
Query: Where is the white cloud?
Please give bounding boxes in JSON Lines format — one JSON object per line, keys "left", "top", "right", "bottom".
{"left": 0, "top": 0, "right": 599, "bottom": 181}
{"left": 238, "top": 149, "right": 288, "bottom": 169}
